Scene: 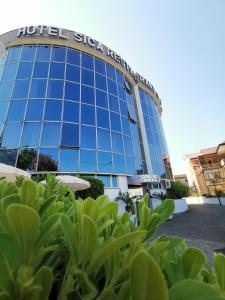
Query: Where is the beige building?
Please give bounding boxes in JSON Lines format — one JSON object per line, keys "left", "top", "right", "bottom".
{"left": 174, "top": 174, "right": 189, "bottom": 186}
{"left": 185, "top": 144, "right": 225, "bottom": 195}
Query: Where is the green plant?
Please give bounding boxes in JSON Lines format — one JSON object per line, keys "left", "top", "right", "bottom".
{"left": 167, "top": 181, "right": 190, "bottom": 199}
{"left": 75, "top": 176, "right": 104, "bottom": 199}
{"left": 115, "top": 191, "right": 137, "bottom": 213}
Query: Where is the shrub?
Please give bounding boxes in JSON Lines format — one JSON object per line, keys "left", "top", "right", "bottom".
{"left": 75, "top": 176, "right": 104, "bottom": 199}
{"left": 167, "top": 181, "right": 190, "bottom": 199}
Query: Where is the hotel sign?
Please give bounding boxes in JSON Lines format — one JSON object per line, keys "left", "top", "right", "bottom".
{"left": 17, "top": 25, "right": 155, "bottom": 92}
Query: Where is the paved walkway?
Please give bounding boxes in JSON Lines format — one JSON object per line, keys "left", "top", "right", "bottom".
{"left": 153, "top": 204, "right": 225, "bottom": 264}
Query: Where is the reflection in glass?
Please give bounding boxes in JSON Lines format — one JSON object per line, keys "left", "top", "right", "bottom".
{"left": 98, "top": 152, "right": 113, "bottom": 172}
{"left": 61, "top": 123, "right": 79, "bottom": 147}
{"left": 41, "top": 122, "right": 61, "bottom": 146}
{"left": 7, "top": 100, "right": 26, "bottom": 121}
{"left": 1, "top": 123, "right": 22, "bottom": 148}
{"left": 81, "top": 126, "right": 96, "bottom": 149}
{"left": 60, "top": 149, "right": 79, "bottom": 172}
{"left": 63, "top": 101, "right": 79, "bottom": 123}
{"left": 44, "top": 99, "right": 62, "bottom": 121}
{"left": 0, "top": 149, "right": 17, "bottom": 166}
{"left": 38, "top": 148, "right": 58, "bottom": 171}
{"left": 80, "top": 149, "right": 96, "bottom": 171}
{"left": 20, "top": 122, "right": 41, "bottom": 147}
{"left": 25, "top": 99, "right": 44, "bottom": 121}
{"left": 17, "top": 148, "right": 37, "bottom": 171}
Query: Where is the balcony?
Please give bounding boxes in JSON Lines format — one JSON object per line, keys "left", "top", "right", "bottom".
{"left": 200, "top": 163, "right": 221, "bottom": 170}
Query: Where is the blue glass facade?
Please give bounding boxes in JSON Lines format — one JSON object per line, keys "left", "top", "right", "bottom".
{"left": 0, "top": 45, "right": 147, "bottom": 180}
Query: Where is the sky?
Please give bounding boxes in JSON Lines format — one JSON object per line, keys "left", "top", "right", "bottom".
{"left": 0, "top": 0, "right": 224, "bottom": 174}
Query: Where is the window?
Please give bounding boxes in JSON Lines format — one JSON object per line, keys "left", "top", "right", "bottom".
{"left": 81, "top": 104, "right": 95, "bottom": 125}
{"left": 30, "top": 79, "right": 47, "bottom": 98}
{"left": 95, "top": 58, "right": 105, "bottom": 75}
{"left": 20, "top": 122, "right": 41, "bottom": 147}
{"left": 81, "top": 85, "right": 94, "bottom": 105}
{"left": 97, "top": 128, "right": 111, "bottom": 151}
{"left": 119, "top": 100, "right": 128, "bottom": 116}
{"left": 13, "top": 80, "right": 30, "bottom": 98}
{"left": 7, "top": 100, "right": 26, "bottom": 121}
{"left": 112, "top": 176, "right": 118, "bottom": 187}
{"left": 110, "top": 112, "right": 121, "bottom": 132}
{"left": 25, "top": 99, "right": 44, "bottom": 121}
{"left": 0, "top": 149, "right": 17, "bottom": 166}
{"left": 121, "top": 117, "right": 131, "bottom": 136}
{"left": 36, "top": 46, "right": 51, "bottom": 61}
{"left": 47, "top": 80, "right": 64, "bottom": 98}
{"left": 38, "top": 148, "right": 58, "bottom": 171}
{"left": 61, "top": 123, "right": 79, "bottom": 147}
{"left": 97, "top": 175, "right": 110, "bottom": 187}
{"left": 2, "top": 63, "right": 18, "bottom": 81}
{"left": 126, "top": 156, "right": 136, "bottom": 174}
{"left": 0, "top": 81, "right": 13, "bottom": 99}
{"left": 82, "top": 54, "right": 93, "bottom": 70}
{"left": 118, "top": 85, "right": 126, "bottom": 100}
{"left": 49, "top": 62, "right": 65, "bottom": 79}
{"left": 108, "top": 94, "right": 119, "bottom": 113}
{"left": 67, "top": 49, "right": 80, "bottom": 66}
{"left": 116, "top": 71, "right": 124, "bottom": 86}
{"left": 7, "top": 47, "right": 21, "bottom": 63}
{"left": 123, "top": 135, "right": 133, "bottom": 156}
{"left": 82, "top": 69, "right": 94, "bottom": 86}
{"left": 63, "top": 101, "right": 79, "bottom": 123}
{"left": 113, "top": 154, "right": 125, "bottom": 173}
{"left": 97, "top": 108, "right": 109, "bottom": 129}
{"left": 112, "top": 132, "right": 123, "bottom": 154}
{"left": 0, "top": 102, "right": 9, "bottom": 122}
{"left": 21, "top": 46, "right": 36, "bottom": 62}
{"left": 1, "top": 123, "right": 22, "bottom": 148}
{"left": 96, "top": 90, "right": 108, "bottom": 109}
{"left": 106, "top": 64, "right": 116, "bottom": 81}
{"left": 41, "top": 122, "right": 61, "bottom": 146}
{"left": 44, "top": 99, "right": 62, "bottom": 121}
{"left": 64, "top": 81, "right": 80, "bottom": 101}
{"left": 80, "top": 149, "right": 96, "bottom": 171}
{"left": 33, "top": 62, "right": 49, "bottom": 78}
{"left": 59, "top": 149, "right": 79, "bottom": 172}
{"left": 51, "top": 47, "right": 66, "bottom": 62}
{"left": 95, "top": 73, "right": 106, "bottom": 91}
{"left": 98, "top": 152, "right": 113, "bottom": 172}
{"left": 107, "top": 79, "right": 117, "bottom": 96}
{"left": 17, "top": 62, "right": 33, "bottom": 79}
{"left": 81, "top": 126, "right": 96, "bottom": 149}
{"left": 66, "top": 64, "right": 80, "bottom": 82}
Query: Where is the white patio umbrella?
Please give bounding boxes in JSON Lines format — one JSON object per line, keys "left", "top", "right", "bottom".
{"left": 0, "top": 163, "right": 31, "bottom": 181}
{"left": 55, "top": 175, "right": 90, "bottom": 191}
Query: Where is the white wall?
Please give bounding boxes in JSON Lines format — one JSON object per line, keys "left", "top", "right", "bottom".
{"left": 117, "top": 176, "right": 128, "bottom": 193}
{"left": 185, "top": 196, "right": 225, "bottom": 206}
{"left": 104, "top": 188, "right": 120, "bottom": 200}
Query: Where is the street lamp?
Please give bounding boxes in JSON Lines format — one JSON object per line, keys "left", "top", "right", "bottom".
{"left": 208, "top": 174, "right": 222, "bottom": 206}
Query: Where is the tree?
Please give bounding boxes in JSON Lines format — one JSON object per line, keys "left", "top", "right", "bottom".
{"left": 167, "top": 181, "right": 190, "bottom": 199}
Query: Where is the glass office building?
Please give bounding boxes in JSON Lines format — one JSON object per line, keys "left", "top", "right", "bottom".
{"left": 0, "top": 26, "right": 172, "bottom": 194}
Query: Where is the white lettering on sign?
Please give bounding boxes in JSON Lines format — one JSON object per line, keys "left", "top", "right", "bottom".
{"left": 17, "top": 25, "right": 156, "bottom": 93}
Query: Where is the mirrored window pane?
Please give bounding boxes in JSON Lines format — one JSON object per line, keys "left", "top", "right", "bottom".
{"left": 59, "top": 149, "right": 79, "bottom": 172}
{"left": 7, "top": 100, "right": 26, "bottom": 121}
{"left": 63, "top": 100, "right": 79, "bottom": 123}
{"left": 0, "top": 102, "right": 9, "bottom": 122}
{"left": 108, "top": 79, "right": 117, "bottom": 96}
{"left": 95, "top": 58, "right": 105, "bottom": 75}
{"left": 21, "top": 46, "right": 36, "bottom": 62}
{"left": 12, "top": 80, "right": 30, "bottom": 98}
{"left": 97, "top": 175, "right": 110, "bottom": 187}
{"left": 125, "top": 156, "right": 136, "bottom": 174}
{"left": 61, "top": 123, "right": 79, "bottom": 147}
{"left": 116, "top": 70, "right": 124, "bottom": 86}
{"left": 0, "top": 149, "right": 17, "bottom": 166}
{"left": 113, "top": 154, "right": 125, "bottom": 173}
{"left": 112, "top": 175, "right": 118, "bottom": 187}
{"left": 41, "top": 122, "right": 61, "bottom": 146}
{"left": 112, "top": 132, "right": 123, "bottom": 154}
{"left": 81, "top": 126, "right": 96, "bottom": 149}
{"left": 95, "top": 73, "right": 106, "bottom": 91}
{"left": 52, "top": 47, "right": 66, "bottom": 62}
{"left": 98, "top": 152, "right": 113, "bottom": 172}
{"left": 17, "top": 62, "right": 33, "bottom": 79}
{"left": 2, "top": 63, "right": 18, "bottom": 81}
{"left": 49, "top": 62, "right": 65, "bottom": 79}
{"left": 80, "top": 149, "right": 96, "bottom": 171}
{"left": 96, "top": 90, "right": 108, "bottom": 108}
{"left": 110, "top": 112, "right": 121, "bottom": 132}
{"left": 81, "top": 85, "right": 94, "bottom": 105}
{"left": 97, "top": 108, "right": 109, "bottom": 129}
{"left": 17, "top": 148, "right": 37, "bottom": 171}
{"left": 44, "top": 99, "right": 62, "bottom": 121}
{"left": 97, "top": 128, "right": 111, "bottom": 151}
{"left": 67, "top": 49, "right": 80, "bottom": 66}
{"left": 123, "top": 136, "right": 133, "bottom": 156}
{"left": 64, "top": 81, "right": 80, "bottom": 101}
{"left": 66, "top": 64, "right": 80, "bottom": 82}
{"left": 1, "top": 123, "right": 22, "bottom": 148}
{"left": 108, "top": 94, "right": 119, "bottom": 113}
{"left": 119, "top": 100, "right": 128, "bottom": 116}
{"left": 33, "top": 62, "right": 49, "bottom": 78}
{"left": 25, "top": 99, "right": 44, "bottom": 121}
{"left": 47, "top": 80, "right": 64, "bottom": 98}
{"left": 30, "top": 79, "right": 47, "bottom": 98}
{"left": 0, "top": 81, "right": 13, "bottom": 100}
{"left": 38, "top": 148, "right": 58, "bottom": 171}
{"left": 82, "top": 54, "right": 93, "bottom": 70}
{"left": 20, "top": 122, "right": 41, "bottom": 147}
{"left": 81, "top": 104, "right": 95, "bottom": 125}
{"left": 106, "top": 64, "right": 116, "bottom": 81}
{"left": 81, "top": 69, "right": 94, "bottom": 86}
{"left": 36, "top": 46, "right": 51, "bottom": 61}
{"left": 7, "top": 47, "right": 21, "bottom": 63}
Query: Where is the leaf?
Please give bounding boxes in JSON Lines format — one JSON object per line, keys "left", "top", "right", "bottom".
{"left": 153, "top": 199, "right": 175, "bottom": 223}
{"left": 0, "top": 234, "right": 23, "bottom": 290}
{"left": 21, "top": 180, "right": 39, "bottom": 210}
{"left": 83, "top": 197, "right": 99, "bottom": 221}
{"left": 61, "top": 215, "right": 78, "bottom": 267}
{"left": 34, "top": 266, "right": 53, "bottom": 300}
{"left": 39, "top": 195, "right": 57, "bottom": 217}
{"left": 182, "top": 248, "right": 206, "bottom": 279}
{"left": 214, "top": 253, "right": 225, "bottom": 291}
{"left": 7, "top": 204, "right": 40, "bottom": 259}
{"left": 89, "top": 230, "right": 146, "bottom": 271}
{"left": 117, "top": 281, "right": 131, "bottom": 300}
{"left": 2, "top": 194, "right": 21, "bottom": 209}
{"left": 75, "top": 269, "right": 97, "bottom": 295}
{"left": 96, "top": 195, "right": 109, "bottom": 207}
{"left": 99, "top": 219, "right": 115, "bottom": 234}
{"left": 130, "top": 250, "right": 168, "bottom": 300}
{"left": 82, "top": 215, "right": 98, "bottom": 264}
{"left": 169, "top": 279, "right": 225, "bottom": 300}
{"left": 97, "top": 202, "right": 118, "bottom": 220}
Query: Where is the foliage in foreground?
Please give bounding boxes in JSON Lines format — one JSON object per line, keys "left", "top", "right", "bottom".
{"left": 0, "top": 175, "right": 224, "bottom": 299}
